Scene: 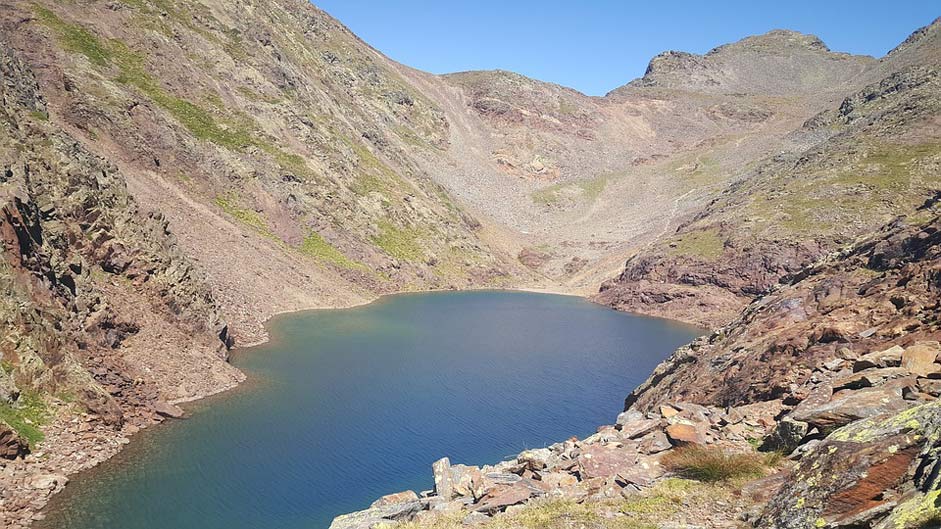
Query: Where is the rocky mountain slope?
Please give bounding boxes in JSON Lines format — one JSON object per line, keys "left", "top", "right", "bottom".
{"left": 597, "top": 18, "right": 941, "bottom": 327}
{"left": 0, "top": 1, "right": 940, "bottom": 527}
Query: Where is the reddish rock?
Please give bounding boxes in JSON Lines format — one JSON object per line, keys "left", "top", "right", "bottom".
{"left": 371, "top": 490, "right": 419, "bottom": 508}
{"left": 665, "top": 422, "right": 705, "bottom": 446}
{"left": 638, "top": 430, "right": 672, "bottom": 454}
{"left": 0, "top": 421, "right": 28, "bottom": 459}
{"left": 760, "top": 401, "right": 941, "bottom": 528}
{"left": 451, "top": 464, "right": 484, "bottom": 499}
{"left": 152, "top": 401, "right": 184, "bottom": 419}
{"left": 576, "top": 444, "right": 638, "bottom": 479}
{"left": 901, "top": 342, "right": 940, "bottom": 376}
{"left": 853, "top": 346, "right": 904, "bottom": 372}
{"left": 659, "top": 404, "right": 679, "bottom": 418}
{"left": 473, "top": 481, "right": 538, "bottom": 514}
{"left": 618, "top": 418, "right": 661, "bottom": 440}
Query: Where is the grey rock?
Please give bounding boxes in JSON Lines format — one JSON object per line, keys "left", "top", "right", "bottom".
{"left": 432, "top": 457, "right": 453, "bottom": 500}
{"left": 760, "top": 418, "right": 809, "bottom": 453}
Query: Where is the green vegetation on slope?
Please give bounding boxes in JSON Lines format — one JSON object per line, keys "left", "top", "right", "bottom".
{"left": 0, "top": 391, "right": 48, "bottom": 447}
{"left": 531, "top": 174, "right": 608, "bottom": 206}
{"left": 35, "top": 6, "right": 313, "bottom": 177}
{"left": 298, "top": 232, "right": 366, "bottom": 271}
{"left": 667, "top": 227, "right": 726, "bottom": 260}
{"left": 213, "top": 195, "right": 275, "bottom": 238}
{"left": 372, "top": 220, "right": 424, "bottom": 262}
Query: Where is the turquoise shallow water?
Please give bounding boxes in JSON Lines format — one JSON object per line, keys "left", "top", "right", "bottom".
{"left": 40, "top": 291, "right": 702, "bottom": 529}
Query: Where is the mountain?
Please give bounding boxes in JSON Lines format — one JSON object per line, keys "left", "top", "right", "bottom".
{"left": 0, "top": 1, "right": 939, "bottom": 527}
{"left": 597, "top": 18, "right": 941, "bottom": 327}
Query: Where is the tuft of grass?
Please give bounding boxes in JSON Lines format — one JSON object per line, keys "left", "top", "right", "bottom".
{"left": 298, "top": 232, "right": 365, "bottom": 271}
{"left": 372, "top": 220, "right": 424, "bottom": 262}
{"left": 661, "top": 446, "right": 766, "bottom": 483}
{"left": 0, "top": 391, "right": 49, "bottom": 447}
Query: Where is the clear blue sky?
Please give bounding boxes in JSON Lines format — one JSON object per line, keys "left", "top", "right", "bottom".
{"left": 314, "top": 1, "right": 939, "bottom": 96}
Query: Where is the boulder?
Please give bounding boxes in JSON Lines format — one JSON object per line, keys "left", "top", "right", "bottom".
{"left": 618, "top": 418, "right": 661, "bottom": 440}
{"left": 328, "top": 498, "right": 423, "bottom": 529}
{"left": 371, "top": 490, "right": 419, "bottom": 508}
{"left": 537, "top": 471, "right": 578, "bottom": 491}
{"left": 432, "top": 457, "right": 454, "bottom": 500}
{"left": 791, "top": 386, "right": 910, "bottom": 430}
{"left": 0, "top": 369, "right": 19, "bottom": 404}
{"left": 615, "top": 456, "right": 664, "bottom": 488}
{"left": 853, "top": 345, "right": 904, "bottom": 372}
{"left": 901, "top": 342, "right": 940, "bottom": 376}
{"left": 759, "top": 418, "right": 809, "bottom": 453}
{"left": 450, "top": 464, "right": 484, "bottom": 499}
{"left": 473, "top": 481, "right": 540, "bottom": 514}
{"left": 517, "top": 448, "right": 551, "bottom": 471}
{"left": 832, "top": 367, "right": 910, "bottom": 391}
{"left": 638, "top": 430, "right": 672, "bottom": 454}
{"left": 153, "top": 400, "right": 185, "bottom": 419}
{"left": 576, "top": 444, "right": 638, "bottom": 480}
{"left": 616, "top": 409, "right": 645, "bottom": 427}
{"left": 759, "top": 400, "right": 941, "bottom": 528}
{"left": 665, "top": 422, "right": 706, "bottom": 446}
{"left": 29, "top": 473, "right": 68, "bottom": 491}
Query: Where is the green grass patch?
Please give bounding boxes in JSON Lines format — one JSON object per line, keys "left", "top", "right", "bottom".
{"left": 372, "top": 220, "right": 424, "bottom": 262}
{"left": 667, "top": 228, "right": 725, "bottom": 260}
{"left": 532, "top": 175, "right": 608, "bottom": 206}
{"left": 214, "top": 195, "right": 275, "bottom": 238}
{"left": 298, "top": 232, "right": 365, "bottom": 271}
{"left": 661, "top": 446, "right": 766, "bottom": 482}
{"left": 0, "top": 391, "right": 49, "bottom": 447}
{"left": 531, "top": 183, "right": 565, "bottom": 206}
{"left": 34, "top": 5, "right": 114, "bottom": 66}
{"left": 578, "top": 175, "right": 608, "bottom": 201}
{"left": 29, "top": 109, "right": 49, "bottom": 121}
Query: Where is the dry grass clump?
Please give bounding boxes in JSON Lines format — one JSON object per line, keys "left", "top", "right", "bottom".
{"left": 661, "top": 446, "right": 766, "bottom": 482}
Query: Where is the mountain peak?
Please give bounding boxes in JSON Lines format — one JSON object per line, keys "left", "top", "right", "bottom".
{"left": 721, "top": 29, "right": 830, "bottom": 54}
{"left": 624, "top": 28, "right": 869, "bottom": 94}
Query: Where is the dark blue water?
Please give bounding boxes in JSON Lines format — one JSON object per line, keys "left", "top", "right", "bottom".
{"left": 40, "top": 291, "right": 702, "bottom": 529}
